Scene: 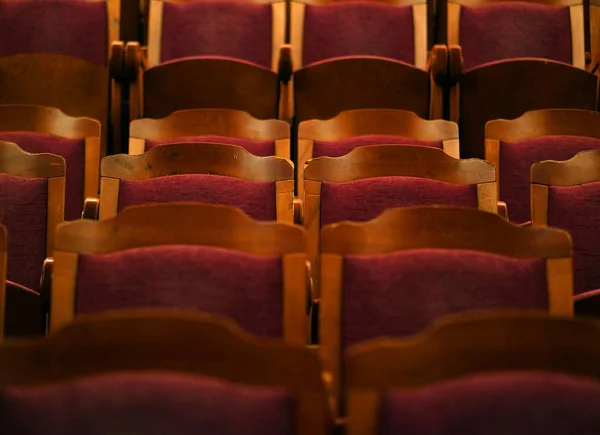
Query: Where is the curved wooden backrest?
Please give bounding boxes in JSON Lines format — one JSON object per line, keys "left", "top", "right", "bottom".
{"left": 0, "top": 140, "right": 66, "bottom": 179}
{"left": 486, "top": 109, "right": 600, "bottom": 141}
{"left": 130, "top": 109, "right": 290, "bottom": 141}
{"left": 0, "top": 309, "right": 331, "bottom": 435}
{"left": 321, "top": 205, "right": 571, "bottom": 257}
{"left": 347, "top": 310, "right": 600, "bottom": 389}
{"left": 304, "top": 145, "right": 494, "bottom": 183}
{"left": 56, "top": 202, "right": 306, "bottom": 255}
{"left": 102, "top": 143, "right": 294, "bottom": 182}
{"left": 531, "top": 148, "right": 600, "bottom": 186}
{"left": 298, "top": 109, "right": 458, "bottom": 141}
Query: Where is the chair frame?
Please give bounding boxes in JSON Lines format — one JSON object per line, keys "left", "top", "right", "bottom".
{"left": 303, "top": 145, "right": 498, "bottom": 295}
{"left": 97, "top": 142, "right": 295, "bottom": 223}
{"left": 129, "top": 108, "right": 291, "bottom": 158}
{"left": 320, "top": 205, "right": 574, "bottom": 416}
{"left": 442, "top": 0, "right": 587, "bottom": 69}
{"left": 0, "top": 309, "right": 330, "bottom": 435}
{"left": 531, "top": 148, "right": 600, "bottom": 226}
{"left": 297, "top": 109, "right": 460, "bottom": 195}
{"left": 0, "top": 105, "right": 101, "bottom": 206}
{"left": 486, "top": 108, "right": 600, "bottom": 199}
{"left": 0, "top": 141, "right": 66, "bottom": 259}
{"left": 345, "top": 311, "right": 600, "bottom": 435}
{"left": 51, "top": 203, "right": 309, "bottom": 345}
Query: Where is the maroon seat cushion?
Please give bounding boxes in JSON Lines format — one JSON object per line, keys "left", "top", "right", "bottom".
{"left": 320, "top": 177, "right": 478, "bottom": 225}
{"left": 0, "top": 0, "right": 107, "bottom": 65}
{"left": 0, "top": 174, "right": 47, "bottom": 290}
{"left": 500, "top": 135, "right": 600, "bottom": 224}
{"left": 117, "top": 174, "right": 276, "bottom": 221}
{"left": 380, "top": 372, "right": 600, "bottom": 434}
{"left": 0, "top": 132, "right": 86, "bottom": 221}
{"left": 312, "top": 136, "right": 443, "bottom": 158}
{"left": 76, "top": 245, "right": 283, "bottom": 337}
{"left": 303, "top": 2, "right": 415, "bottom": 66}
{"left": 548, "top": 182, "right": 600, "bottom": 295}
{"left": 1, "top": 372, "right": 293, "bottom": 435}
{"left": 160, "top": 1, "right": 272, "bottom": 69}
{"left": 144, "top": 135, "right": 275, "bottom": 156}
{"left": 460, "top": 3, "right": 572, "bottom": 71}
{"left": 342, "top": 249, "right": 547, "bottom": 347}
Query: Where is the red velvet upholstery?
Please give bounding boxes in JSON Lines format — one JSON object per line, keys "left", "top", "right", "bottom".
{"left": 312, "top": 136, "right": 442, "bottom": 158}
{"left": 0, "top": 132, "right": 86, "bottom": 221}
{"left": 160, "top": 1, "right": 272, "bottom": 69}
{"left": 320, "top": 177, "right": 478, "bottom": 225}
{"left": 460, "top": 3, "right": 572, "bottom": 70}
{"left": 117, "top": 174, "right": 276, "bottom": 221}
{"left": 0, "top": 174, "right": 47, "bottom": 290}
{"left": 144, "top": 135, "right": 275, "bottom": 156}
{"left": 1, "top": 372, "right": 293, "bottom": 435}
{"left": 500, "top": 135, "right": 600, "bottom": 224}
{"left": 76, "top": 245, "right": 283, "bottom": 337}
{"left": 380, "top": 372, "right": 600, "bottom": 434}
{"left": 548, "top": 182, "right": 600, "bottom": 295}
{"left": 342, "top": 249, "right": 547, "bottom": 347}
{"left": 303, "top": 2, "right": 415, "bottom": 66}
{"left": 0, "top": 0, "right": 107, "bottom": 66}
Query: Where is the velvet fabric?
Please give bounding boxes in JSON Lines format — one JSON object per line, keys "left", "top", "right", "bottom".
{"left": 303, "top": 2, "right": 415, "bottom": 66}
{"left": 117, "top": 174, "right": 276, "bottom": 221}
{"left": 320, "top": 177, "right": 478, "bottom": 225}
{"left": 76, "top": 245, "right": 283, "bottom": 337}
{"left": 1, "top": 372, "right": 293, "bottom": 435}
{"left": 499, "top": 135, "right": 600, "bottom": 224}
{"left": 144, "top": 135, "right": 275, "bottom": 156}
{"left": 0, "top": 0, "right": 107, "bottom": 65}
{"left": 161, "top": 1, "right": 272, "bottom": 69}
{"left": 342, "top": 249, "right": 547, "bottom": 347}
{"left": 312, "top": 136, "right": 443, "bottom": 158}
{"left": 548, "top": 182, "right": 600, "bottom": 295}
{"left": 0, "top": 174, "right": 47, "bottom": 290}
{"left": 0, "top": 132, "right": 86, "bottom": 221}
{"left": 380, "top": 372, "right": 600, "bottom": 434}
{"left": 460, "top": 3, "right": 572, "bottom": 70}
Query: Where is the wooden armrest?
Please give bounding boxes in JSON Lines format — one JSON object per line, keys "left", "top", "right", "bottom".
{"left": 448, "top": 44, "right": 463, "bottom": 82}
{"left": 277, "top": 44, "right": 293, "bottom": 84}
{"left": 575, "top": 289, "right": 600, "bottom": 318}
{"left": 430, "top": 44, "right": 449, "bottom": 85}
{"left": 305, "top": 261, "right": 314, "bottom": 315}
{"left": 109, "top": 41, "right": 126, "bottom": 81}
{"left": 293, "top": 197, "right": 303, "bottom": 225}
{"left": 4, "top": 280, "right": 44, "bottom": 337}
{"left": 497, "top": 201, "right": 508, "bottom": 220}
{"left": 124, "top": 41, "right": 143, "bottom": 80}
{"left": 82, "top": 197, "right": 100, "bottom": 220}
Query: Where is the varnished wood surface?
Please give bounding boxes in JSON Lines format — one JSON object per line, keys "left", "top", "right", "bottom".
{"left": 304, "top": 145, "right": 493, "bottom": 183}
{"left": 458, "top": 60, "right": 599, "bottom": 159}
{"left": 0, "top": 54, "right": 109, "bottom": 155}
{"left": 130, "top": 109, "right": 290, "bottom": 141}
{"left": 143, "top": 58, "right": 279, "bottom": 119}
{"left": 486, "top": 109, "right": 600, "bottom": 141}
{"left": 294, "top": 57, "right": 431, "bottom": 122}
{"left": 56, "top": 202, "right": 306, "bottom": 255}
{"left": 531, "top": 148, "right": 600, "bottom": 186}
{"left": 0, "top": 140, "right": 65, "bottom": 178}
{"left": 298, "top": 109, "right": 458, "bottom": 141}
{"left": 0, "top": 309, "right": 331, "bottom": 435}
{"left": 102, "top": 143, "right": 293, "bottom": 182}
{"left": 321, "top": 205, "right": 572, "bottom": 257}
{"left": 0, "top": 105, "right": 100, "bottom": 138}
{"left": 346, "top": 310, "right": 600, "bottom": 388}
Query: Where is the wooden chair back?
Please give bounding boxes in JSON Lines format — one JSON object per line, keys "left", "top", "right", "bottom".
{"left": 51, "top": 202, "right": 309, "bottom": 344}
{"left": 345, "top": 310, "right": 600, "bottom": 435}
{"left": 320, "top": 205, "right": 574, "bottom": 416}
{"left": 0, "top": 309, "right": 331, "bottom": 435}
{"left": 99, "top": 142, "right": 295, "bottom": 222}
